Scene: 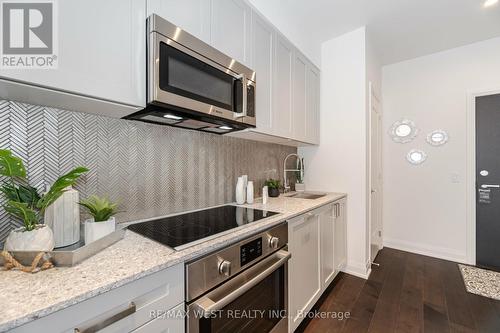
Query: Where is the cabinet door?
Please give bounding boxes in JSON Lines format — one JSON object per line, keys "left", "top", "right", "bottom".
{"left": 273, "top": 33, "right": 293, "bottom": 138}
{"left": 252, "top": 13, "right": 274, "bottom": 133}
{"left": 0, "top": 0, "right": 146, "bottom": 108}
{"left": 293, "top": 51, "right": 307, "bottom": 142}
{"left": 147, "top": 0, "right": 210, "bottom": 44}
{"left": 131, "top": 303, "right": 184, "bottom": 333}
{"left": 211, "top": 0, "right": 252, "bottom": 66}
{"left": 306, "top": 65, "right": 320, "bottom": 144}
{"left": 334, "top": 199, "right": 347, "bottom": 271}
{"left": 320, "top": 204, "right": 336, "bottom": 287}
{"left": 288, "top": 213, "right": 321, "bottom": 332}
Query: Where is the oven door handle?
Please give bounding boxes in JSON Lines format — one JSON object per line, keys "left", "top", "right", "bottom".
{"left": 192, "top": 249, "right": 291, "bottom": 317}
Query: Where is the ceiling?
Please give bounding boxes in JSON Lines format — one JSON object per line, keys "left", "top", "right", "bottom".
{"left": 249, "top": 0, "right": 500, "bottom": 66}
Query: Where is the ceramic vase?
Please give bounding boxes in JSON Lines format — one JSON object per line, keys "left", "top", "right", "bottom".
{"left": 246, "top": 181, "right": 254, "bottom": 204}
{"left": 44, "top": 186, "right": 80, "bottom": 248}
{"left": 268, "top": 187, "right": 280, "bottom": 198}
{"left": 236, "top": 177, "right": 245, "bottom": 205}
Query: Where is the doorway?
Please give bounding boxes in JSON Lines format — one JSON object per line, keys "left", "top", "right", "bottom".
{"left": 370, "top": 83, "right": 383, "bottom": 263}
{"left": 475, "top": 93, "right": 500, "bottom": 271}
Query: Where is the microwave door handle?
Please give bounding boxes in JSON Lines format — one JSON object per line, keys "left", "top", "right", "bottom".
{"left": 193, "top": 250, "right": 291, "bottom": 316}
{"left": 234, "top": 74, "right": 246, "bottom": 119}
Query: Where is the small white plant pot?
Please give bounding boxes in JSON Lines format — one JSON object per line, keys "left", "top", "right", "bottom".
{"left": 295, "top": 183, "right": 306, "bottom": 192}
{"left": 84, "top": 217, "right": 116, "bottom": 244}
{"left": 4, "top": 224, "right": 55, "bottom": 252}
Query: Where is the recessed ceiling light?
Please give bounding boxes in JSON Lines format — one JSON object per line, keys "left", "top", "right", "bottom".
{"left": 163, "top": 114, "right": 183, "bottom": 120}
{"left": 219, "top": 126, "right": 232, "bottom": 130}
{"left": 484, "top": 0, "right": 498, "bottom": 7}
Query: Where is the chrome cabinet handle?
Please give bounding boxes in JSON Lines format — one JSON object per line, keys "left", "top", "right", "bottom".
{"left": 193, "top": 250, "right": 291, "bottom": 317}
{"left": 74, "top": 302, "right": 136, "bottom": 333}
{"left": 333, "top": 203, "right": 341, "bottom": 218}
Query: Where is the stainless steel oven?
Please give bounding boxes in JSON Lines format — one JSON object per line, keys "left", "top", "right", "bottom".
{"left": 186, "top": 223, "right": 289, "bottom": 333}
{"left": 126, "top": 14, "right": 256, "bottom": 134}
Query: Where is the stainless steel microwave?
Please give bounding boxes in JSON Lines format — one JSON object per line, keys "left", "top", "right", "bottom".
{"left": 126, "top": 15, "right": 256, "bottom": 134}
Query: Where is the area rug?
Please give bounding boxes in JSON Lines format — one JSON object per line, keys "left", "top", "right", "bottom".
{"left": 459, "top": 264, "right": 500, "bottom": 300}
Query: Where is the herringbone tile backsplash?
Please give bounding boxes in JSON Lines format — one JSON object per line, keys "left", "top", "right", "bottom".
{"left": 0, "top": 99, "right": 296, "bottom": 245}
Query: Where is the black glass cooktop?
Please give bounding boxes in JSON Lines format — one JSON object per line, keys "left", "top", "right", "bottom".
{"left": 127, "top": 205, "right": 279, "bottom": 249}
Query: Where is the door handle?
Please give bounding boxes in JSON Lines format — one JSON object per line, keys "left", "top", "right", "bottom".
{"left": 234, "top": 74, "right": 246, "bottom": 119}
{"left": 481, "top": 184, "right": 500, "bottom": 189}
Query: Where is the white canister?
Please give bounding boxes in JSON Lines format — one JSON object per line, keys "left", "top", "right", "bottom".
{"left": 246, "top": 181, "right": 254, "bottom": 204}
{"left": 262, "top": 186, "right": 269, "bottom": 204}
{"left": 236, "top": 177, "right": 245, "bottom": 205}
{"left": 44, "top": 186, "right": 80, "bottom": 248}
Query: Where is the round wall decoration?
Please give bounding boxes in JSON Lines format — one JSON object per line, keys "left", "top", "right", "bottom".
{"left": 427, "top": 130, "right": 448, "bottom": 146}
{"left": 406, "top": 149, "right": 427, "bottom": 165}
{"left": 389, "top": 119, "right": 418, "bottom": 143}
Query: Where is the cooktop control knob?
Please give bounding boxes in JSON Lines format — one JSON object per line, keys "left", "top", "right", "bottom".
{"left": 269, "top": 236, "right": 279, "bottom": 249}
{"left": 218, "top": 260, "right": 231, "bottom": 276}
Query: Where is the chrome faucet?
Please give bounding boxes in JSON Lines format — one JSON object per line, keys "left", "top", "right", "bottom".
{"left": 283, "top": 153, "right": 304, "bottom": 193}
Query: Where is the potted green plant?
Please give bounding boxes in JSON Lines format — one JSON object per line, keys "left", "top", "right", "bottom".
{"left": 265, "top": 179, "right": 281, "bottom": 198}
{"left": 79, "top": 195, "right": 119, "bottom": 244}
{"left": 0, "top": 149, "right": 88, "bottom": 251}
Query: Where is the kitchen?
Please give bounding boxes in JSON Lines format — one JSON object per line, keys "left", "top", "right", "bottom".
{"left": 0, "top": 1, "right": 500, "bottom": 333}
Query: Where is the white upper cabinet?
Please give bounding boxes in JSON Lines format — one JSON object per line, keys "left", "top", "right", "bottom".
{"left": 0, "top": 0, "right": 146, "bottom": 109}
{"left": 293, "top": 51, "right": 308, "bottom": 142}
{"left": 306, "top": 64, "right": 321, "bottom": 144}
{"left": 252, "top": 13, "right": 274, "bottom": 133}
{"left": 147, "top": 0, "right": 211, "bottom": 44}
{"left": 211, "top": 0, "right": 252, "bottom": 67}
{"left": 273, "top": 33, "right": 293, "bottom": 138}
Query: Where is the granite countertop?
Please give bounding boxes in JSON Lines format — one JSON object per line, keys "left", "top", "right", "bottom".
{"left": 0, "top": 191, "right": 346, "bottom": 332}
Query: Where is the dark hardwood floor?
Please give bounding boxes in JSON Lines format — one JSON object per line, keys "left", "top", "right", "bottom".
{"left": 298, "top": 247, "right": 500, "bottom": 333}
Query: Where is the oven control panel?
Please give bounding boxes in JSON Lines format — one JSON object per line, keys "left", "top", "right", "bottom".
{"left": 240, "top": 237, "right": 262, "bottom": 266}
{"left": 186, "top": 222, "right": 288, "bottom": 302}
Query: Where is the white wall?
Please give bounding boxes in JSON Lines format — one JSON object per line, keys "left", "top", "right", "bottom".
{"left": 299, "top": 27, "right": 370, "bottom": 278}
{"left": 247, "top": 0, "right": 321, "bottom": 67}
{"left": 382, "top": 37, "right": 500, "bottom": 263}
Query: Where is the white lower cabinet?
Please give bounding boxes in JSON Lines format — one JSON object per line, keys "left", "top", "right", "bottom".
{"left": 131, "top": 303, "right": 184, "bottom": 333}
{"left": 10, "top": 263, "right": 185, "bottom": 333}
{"left": 288, "top": 198, "right": 347, "bottom": 332}
{"left": 288, "top": 212, "right": 321, "bottom": 332}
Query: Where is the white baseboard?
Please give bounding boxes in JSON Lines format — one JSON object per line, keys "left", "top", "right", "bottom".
{"left": 343, "top": 260, "right": 371, "bottom": 279}
{"left": 383, "top": 237, "right": 467, "bottom": 264}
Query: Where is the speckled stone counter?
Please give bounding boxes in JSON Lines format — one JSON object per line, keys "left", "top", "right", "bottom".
{"left": 0, "top": 192, "right": 346, "bottom": 332}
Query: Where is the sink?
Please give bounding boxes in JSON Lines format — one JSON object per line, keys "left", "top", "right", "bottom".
{"left": 287, "top": 192, "right": 326, "bottom": 200}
